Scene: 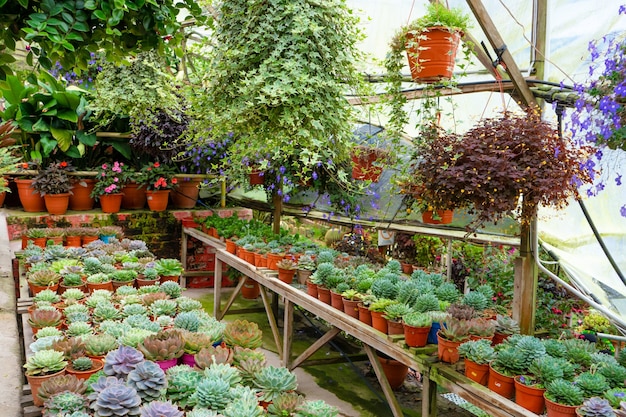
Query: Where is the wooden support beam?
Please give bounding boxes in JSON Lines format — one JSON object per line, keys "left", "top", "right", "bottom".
{"left": 363, "top": 345, "right": 405, "bottom": 417}
{"left": 289, "top": 327, "right": 342, "bottom": 371}
{"left": 513, "top": 217, "right": 538, "bottom": 335}
{"left": 180, "top": 229, "right": 188, "bottom": 289}
{"left": 260, "top": 285, "right": 283, "bottom": 360}
{"left": 217, "top": 276, "right": 248, "bottom": 320}
{"left": 213, "top": 257, "right": 222, "bottom": 319}
{"left": 465, "top": 0, "right": 537, "bottom": 107}
{"left": 282, "top": 298, "right": 294, "bottom": 368}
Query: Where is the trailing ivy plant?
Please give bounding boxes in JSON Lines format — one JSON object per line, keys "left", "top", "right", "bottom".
{"left": 193, "top": 0, "right": 369, "bottom": 215}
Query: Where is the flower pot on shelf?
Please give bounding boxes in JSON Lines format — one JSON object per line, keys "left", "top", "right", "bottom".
{"left": 330, "top": 290, "right": 344, "bottom": 310}
{"left": 29, "top": 282, "right": 59, "bottom": 296}
{"left": 387, "top": 319, "right": 404, "bottom": 335}
{"left": 241, "top": 280, "right": 260, "bottom": 299}
{"left": 317, "top": 286, "right": 331, "bottom": 304}
{"left": 358, "top": 303, "right": 372, "bottom": 326}
{"left": 243, "top": 250, "right": 256, "bottom": 265}
{"left": 121, "top": 181, "right": 146, "bottom": 209}
{"left": 436, "top": 331, "right": 466, "bottom": 364}
{"left": 225, "top": 240, "right": 237, "bottom": 254}
{"left": 487, "top": 364, "right": 515, "bottom": 399}
{"left": 277, "top": 268, "right": 296, "bottom": 284}
{"left": 15, "top": 178, "right": 45, "bottom": 212}
{"left": 86, "top": 281, "right": 113, "bottom": 293}
{"left": 370, "top": 311, "right": 388, "bottom": 334}
{"left": 136, "top": 277, "right": 159, "bottom": 287}
{"left": 464, "top": 359, "right": 489, "bottom": 386}
{"left": 405, "top": 27, "right": 462, "bottom": 83}
{"left": 171, "top": 178, "right": 201, "bottom": 209}
{"left": 514, "top": 376, "right": 546, "bottom": 414}
{"left": 306, "top": 280, "right": 318, "bottom": 298}
{"left": 266, "top": 253, "right": 284, "bottom": 270}
{"left": 145, "top": 190, "right": 170, "bottom": 212}
{"left": 377, "top": 355, "right": 409, "bottom": 390}
{"left": 66, "top": 358, "right": 104, "bottom": 381}
{"left": 422, "top": 209, "right": 454, "bottom": 225}
{"left": 58, "top": 283, "right": 86, "bottom": 295}
{"left": 342, "top": 298, "right": 360, "bottom": 319}
{"left": 297, "top": 269, "right": 312, "bottom": 285}
{"left": 81, "top": 235, "right": 99, "bottom": 246}
{"left": 26, "top": 369, "right": 66, "bottom": 407}
{"left": 43, "top": 193, "right": 70, "bottom": 215}
{"left": 99, "top": 193, "right": 123, "bottom": 213}
{"left": 32, "top": 237, "right": 47, "bottom": 248}
{"left": 545, "top": 395, "right": 578, "bottom": 417}
{"left": 160, "top": 275, "right": 180, "bottom": 284}
{"left": 69, "top": 179, "right": 96, "bottom": 211}
{"left": 64, "top": 235, "right": 82, "bottom": 247}
{"left": 350, "top": 146, "right": 387, "bottom": 182}
{"left": 403, "top": 323, "right": 431, "bottom": 348}
{"left": 112, "top": 280, "right": 135, "bottom": 290}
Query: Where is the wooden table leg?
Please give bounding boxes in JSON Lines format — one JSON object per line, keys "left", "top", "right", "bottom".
{"left": 364, "top": 345, "right": 405, "bottom": 417}
{"left": 282, "top": 298, "right": 293, "bottom": 368}
{"left": 213, "top": 258, "right": 222, "bottom": 319}
{"left": 260, "top": 285, "right": 283, "bottom": 359}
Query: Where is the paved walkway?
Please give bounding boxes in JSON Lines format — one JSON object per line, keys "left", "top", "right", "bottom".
{"left": 0, "top": 211, "right": 24, "bottom": 417}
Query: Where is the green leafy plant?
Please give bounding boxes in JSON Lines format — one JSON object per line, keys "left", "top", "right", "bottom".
{"left": 544, "top": 378, "right": 584, "bottom": 406}
{"left": 458, "top": 339, "right": 495, "bottom": 365}
{"left": 154, "top": 258, "right": 184, "bottom": 277}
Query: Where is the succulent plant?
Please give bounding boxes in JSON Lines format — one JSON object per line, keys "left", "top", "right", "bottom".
{"left": 139, "top": 285, "right": 163, "bottom": 296}
{"left": 461, "top": 291, "right": 490, "bottom": 311}
{"left": 542, "top": 338, "right": 567, "bottom": 358}
{"left": 526, "top": 356, "right": 564, "bottom": 386}
{"left": 52, "top": 337, "right": 87, "bottom": 360}
{"left": 64, "top": 303, "right": 90, "bottom": 316}
{"left": 62, "top": 273, "right": 85, "bottom": 287}
{"left": 24, "top": 349, "right": 68, "bottom": 376}
{"left": 84, "top": 334, "right": 119, "bottom": 357}
{"left": 93, "top": 382, "right": 142, "bottom": 417}
{"left": 127, "top": 360, "right": 167, "bottom": 402}
{"left": 186, "top": 408, "right": 219, "bottom": 417}
{"left": 545, "top": 378, "right": 584, "bottom": 406}
{"left": 577, "top": 397, "right": 616, "bottom": 417}
{"left": 598, "top": 362, "right": 626, "bottom": 388}
{"left": 160, "top": 281, "right": 183, "bottom": 299}
{"left": 403, "top": 311, "right": 432, "bottom": 328}
{"left": 34, "top": 289, "right": 61, "bottom": 303}
{"left": 435, "top": 282, "right": 461, "bottom": 303}
{"left": 92, "top": 301, "right": 122, "bottom": 322}
{"left": 370, "top": 278, "right": 398, "bottom": 299}
{"left": 176, "top": 297, "right": 203, "bottom": 312}
{"left": 562, "top": 337, "right": 596, "bottom": 367}
{"left": 438, "top": 317, "right": 471, "bottom": 343}
{"left": 154, "top": 258, "right": 184, "bottom": 277}
{"left": 191, "top": 377, "right": 232, "bottom": 411}
{"left": 172, "top": 310, "right": 201, "bottom": 332}
{"left": 28, "top": 308, "right": 63, "bottom": 329}
{"left": 139, "top": 400, "right": 183, "bottom": 417}
{"left": 99, "top": 320, "right": 132, "bottom": 339}
{"left": 253, "top": 365, "right": 297, "bottom": 402}
{"left": 222, "top": 386, "right": 264, "bottom": 417}
{"left": 494, "top": 314, "right": 520, "bottom": 335}
{"left": 458, "top": 339, "right": 496, "bottom": 365}
{"left": 514, "top": 335, "right": 547, "bottom": 369}
{"left": 120, "top": 328, "right": 157, "bottom": 348}
{"left": 43, "top": 390, "right": 89, "bottom": 417}
{"left": 65, "top": 311, "right": 92, "bottom": 324}
{"left": 28, "top": 270, "right": 62, "bottom": 286}
{"left": 467, "top": 317, "right": 496, "bottom": 338}
{"left": 232, "top": 346, "right": 266, "bottom": 366}
{"left": 267, "top": 392, "right": 304, "bottom": 417}
{"left": 490, "top": 346, "right": 525, "bottom": 377}
{"left": 71, "top": 357, "right": 95, "bottom": 372}
{"left": 37, "top": 374, "right": 87, "bottom": 403}
{"left": 137, "top": 329, "right": 185, "bottom": 361}
{"left": 66, "top": 322, "right": 93, "bottom": 338}
{"left": 150, "top": 299, "right": 178, "bottom": 317}
{"left": 237, "top": 357, "right": 266, "bottom": 387}
{"left": 294, "top": 399, "right": 339, "bottom": 417}
{"left": 202, "top": 362, "right": 242, "bottom": 388}
{"left": 605, "top": 388, "right": 626, "bottom": 408}
{"left": 86, "top": 273, "right": 112, "bottom": 284}
{"left": 223, "top": 320, "right": 263, "bottom": 349}
{"left": 383, "top": 303, "right": 412, "bottom": 322}
{"left": 124, "top": 314, "right": 161, "bottom": 332}
{"left": 182, "top": 331, "right": 215, "bottom": 355}
{"left": 166, "top": 367, "right": 203, "bottom": 408}
{"left": 446, "top": 303, "right": 475, "bottom": 320}
{"left": 575, "top": 371, "right": 610, "bottom": 398}
{"left": 104, "top": 345, "right": 145, "bottom": 378}
{"left": 123, "top": 304, "right": 148, "bottom": 317}
{"left": 34, "top": 327, "right": 64, "bottom": 340}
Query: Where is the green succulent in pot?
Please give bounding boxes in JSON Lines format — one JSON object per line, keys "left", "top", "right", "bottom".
{"left": 222, "top": 319, "right": 263, "bottom": 350}
{"left": 403, "top": 311, "right": 432, "bottom": 328}
{"left": 575, "top": 371, "right": 610, "bottom": 398}
{"left": 544, "top": 378, "right": 584, "bottom": 407}
{"left": 110, "top": 270, "right": 137, "bottom": 283}
{"left": 28, "top": 308, "right": 63, "bottom": 329}
{"left": 154, "top": 258, "right": 184, "bottom": 277}
{"left": 24, "top": 349, "right": 67, "bottom": 376}
{"left": 83, "top": 334, "right": 118, "bottom": 358}
{"left": 28, "top": 270, "right": 62, "bottom": 287}
{"left": 137, "top": 330, "right": 185, "bottom": 362}
{"left": 253, "top": 365, "right": 298, "bottom": 403}
{"left": 458, "top": 339, "right": 495, "bottom": 365}
{"left": 43, "top": 390, "right": 89, "bottom": 416}
{"left": 383, "top": 303, "right": 412, "bottom": 322}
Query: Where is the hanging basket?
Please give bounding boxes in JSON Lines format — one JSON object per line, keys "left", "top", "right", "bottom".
{"left": 405, "top": 27, "right": 463, "bottom": 83}
{"left": 350, "top": 146, "right": 388, "bottom": 182}
{"left": 422, "top": 209, "right": 454, "bottom": 224}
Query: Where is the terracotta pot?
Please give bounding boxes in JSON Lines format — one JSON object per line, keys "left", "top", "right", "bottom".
{"left": 43, "top": 193, "right": 70, "bottom": 215}
{"left": 297, "top": 269, "right": 312, "bottom": 285}
{"left": 145, "top": 190, "right": 170, "bottom": 212}
{"left": 26, "top": 368, "right": 67, "bottom": 407}
{"left": 243, "top": 250, "right": 256, "bottom": 265}
{"left": 225, "top": 240, "right": 237, "bottom": 254}
{"left": 241, "top": 280, "right": 260, "bottom": 299}
{"left": 99, "top": 193, "right": 123, "bottom": 213}
{"left": 58, "top": 283, "right": 87, "bottom": 295}
{"left": 237, "top": 247, "right": 249, "bottom": 261}
{"left": 405, "top": 27, "right": 462, "bottom": 83}
{"left": 160, "top": 275, "right": 180, "bottom": 284}
{"left": 112, "top": 280, "right": 135, "bottom": 289}
{"left": 371, "top": 310, "right": 388, "bottom": 334}
{"left": 377, "top": 355, "right": 408, "bottom": 390}
{"left": 358, "top": 303, "right": 372, "bottom": 326}
{"left": 66, "top": 358, "right": 104, "bottom": 381}
{"left": 69, "top": 179, "right": 96, "bottom": 210}
{"left": 350, "top": 146, "right": 386, "bottom": 182}
{"left": 436, "top": 331, "right": 466, "bottom": 364}
{"left": 136, "top": 277, "right": 159, "bottom": 287}
{"left": 317, "top": 286, "right": 331, "bottom": 304}
{"left": 171, "top": 178, "right": 201, "bottom": 209}
{"left": 86, "top": 281, "right": 113, "bottom": 293}
{"left": 545, "top": 395, "right": 578, "bottom": 417}
{"left": 249, "top": 170, "right": 265, "bottom": 185}
{"left": 33, "top": 237, "right": 47, "bottom": 248}
{"left": 403, "top": 324, "right": 431, "bottom": 348}
{"left": 277, "top": 268, "right": 296, "bottom": 284}
{"left": 0, "top": 191, "right": 5, "bottom": 207}
{"left": 121, "top": 181, "right": 146, "bottom": 209}
{"left": 401, "top": 262, "right": 413, "bottom": 274}
{"left": 156, "top": 358, "right": 178, "bottom": 372}
{"left": 64, "top": 235, "right": 82, "bottom": 247}
{"left": 81, "top": 235, "right": 99, "bottom": 246}
{"left": 15, "top": 178, "right": 45, "bottom": 212}
{"left": 387, "top": 319, "right": 404, "bottom": 335}
{"left": 266, "top": 253, "right": 284, "bottom": 270}
{"left": 306, "top": 280, "right": 318, "bottom": 298}
{"left": 180, "top": 353, "right": 196, "bottom": 367}
{"left": 29, "top": 282, "right": 59, "bottom": 296}
{"left": 492, "top": 332, "right": 510, "bottom": 346}
{"left": 488, "top": 364, "right": 515, "bottom": 399}
{"left": 342, "top": 298, "right": 360, "bottom": 319}
{"left": 422, "top": 210, "right": 454, "bottom": 225}
{"left": 464, "top": 359, "right": 489, "bottom": 386}
{"left": 330, "top": 290, "right": 344, "bottom": 310}
{"left": 514, "top": 376, "right": 546, "bottom": 414}
{"left": 256, "top": 254, "right": 268, "bottom": 268}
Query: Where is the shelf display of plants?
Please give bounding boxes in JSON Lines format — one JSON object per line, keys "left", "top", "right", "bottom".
{"left": 20, "top": 237, "right": 342, "bottom": 417}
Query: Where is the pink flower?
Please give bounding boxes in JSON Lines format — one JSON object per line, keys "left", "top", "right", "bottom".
{"left": 102, "top": 164, "right": 108, "bottom": 169}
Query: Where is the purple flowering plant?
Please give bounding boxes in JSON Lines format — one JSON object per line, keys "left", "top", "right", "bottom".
{"left": 90, "top": 161, "right": 130, "bottom": 199}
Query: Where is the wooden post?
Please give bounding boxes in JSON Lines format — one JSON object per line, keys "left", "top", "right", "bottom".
{"left": 282, "top": 298, "right": 294, "bottom": 368}
{"left": 512, "top": 203, "right": 538, "bottom": 335}
{"left": 213, "top": 257, "right": 222, "bottom": 319}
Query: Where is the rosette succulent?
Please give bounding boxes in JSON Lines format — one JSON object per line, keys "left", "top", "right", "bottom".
{"left": 137, "top": 330, "right": 185, "bottom": 361}
{"left": 295, "top": 400, "right": 339, "bottom": 417}
{"left": 253, "top": 365, "right": 297, "bottom": 402}
{"left": 104, "top": 346, "right": 145, "bottom": 378}
{"left": 191, "top": 377, "right": 232, "bottom": 411}
{"left": 127, "top": 360, "right": 167, "bottom": 402}
{"left": 24, "top": 349, "right": 68, "bottom": 376}
{"left": 222, "top": 320, "right": 263, "bottom": 349}
{"left": 43, "top": 390, "right": 88, "bottom": 416}
{"left": 165, "top": 367, "right": 203, "bottom": 408}
{"left": 139, "top": 400, "right": 183, "bottom": 417}
{"left": 195, "top": 345, "right": 234, "bottom": 369}
{"left": 93, "top": 383, "right": 142, "bottom": 417}
{"left": 37, "top": 374, "right": 87, "bottom": 403}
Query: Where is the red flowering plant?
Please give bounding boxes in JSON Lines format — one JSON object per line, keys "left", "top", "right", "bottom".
{"left": 90, "top": 161, "right": 130, "bottom": 199}
{"left": 140, "top": 162, "right": 178, "bottom": 191}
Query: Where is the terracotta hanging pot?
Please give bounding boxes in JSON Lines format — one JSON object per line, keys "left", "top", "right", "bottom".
{"left": 350, "top": 146, "right": 387, "bottom": 182}
{"left": 403, "top": 323, "right": 431, "bottom": 348}
{"left": 43, "top": 193, "right": 71, "bottom": 215}
{"left": 488, "top": 364, "right": 515, "bottom": 399}
{"left": 15, "top": 178, "right": 45, "bottom": 212}
{"left": 377, "top": 355, "right": 409, "bottom": 390}
{"left": 171, "top": 178, "right": 201, "bottom": 209}
{"left": 69, "top": 178, "right": 96, "bottom": 210}
{"left": 121, "top": 181, "right": 146, "bottom": 209}
{"left": 422, "top": 209, "right": 454, "bottom": 225}
{"left": 145, "top": 189, "right": 170, "bottom": 212}
{"left": 99, "top": 193, "right": 123, "bottom": 214}
{"left": 405, "top": 27, "right": 462, "bottom": 83}
{"left": 241, "top": 280, "right": 261, "bottom": 299}
{"left": 464, "top": 359, "right": 489, "bottom": 386}
{"left": 514, "top": 376, "right": 546, "bottom": 414}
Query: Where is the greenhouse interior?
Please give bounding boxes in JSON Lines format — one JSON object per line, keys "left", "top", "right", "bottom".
{"left": 1, "top": 0, "right": 626, "bottom": 416}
